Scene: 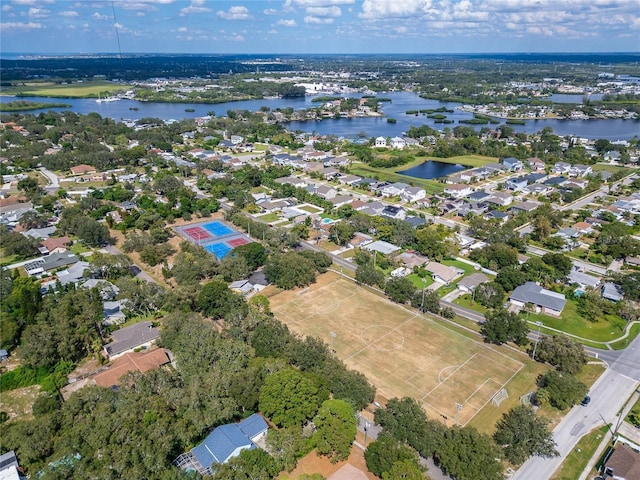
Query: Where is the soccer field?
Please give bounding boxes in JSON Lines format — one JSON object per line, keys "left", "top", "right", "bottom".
{"left": 269, "top": 272, "right": 524, "bottom": 426}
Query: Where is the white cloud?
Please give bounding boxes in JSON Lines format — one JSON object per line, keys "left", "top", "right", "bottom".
{"left": 11, "top": 0, "right": 53, "bottom": 5}
{"left": 305, "top": 5, "right": 341, "bottom": 17}
{"left": 304, "top": 15, "right": 334, "bottom": 23}
{"left": 59, "top": 10, "right": 79, "bottom": 17}
{"left": 263, "top": 8, "right": 278, "bottom": 15}
{"left": 360, "top": 0, "right": 432, "bottom": 19}
{"left": 217, "top": 5, "right": 251, "bottom": 20}
{"left": 2, "top": 5, "right": 13, "bottom": 11}
{"left": 226, "top": 33, "right": 245, "bottom": 41}
{"left": 287, "top": 0, "right": 353, "bottom": 6}
{"left": 92, "top": 12, "right": 109, "bottom": 20}
{"left": 180, "top": 0, "right": 211, "bottom": 15}
{"left": 1, "top": 21, "right": 42, "bottom": 30}
{"left": 277, "top": 18, "right": 297, "bottom": 26}
{"left": 28, "top": 7, "right": 49, "bottom": 18}
{"left": 177, "top": 26, "right": 188, "bottom": 32}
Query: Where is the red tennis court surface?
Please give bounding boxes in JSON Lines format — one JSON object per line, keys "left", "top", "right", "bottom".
{"left": 183, "top": 226, "right": 212, "bottom": 241}
{"left": 227, "top": 238, "right": 249, "bottom": 247}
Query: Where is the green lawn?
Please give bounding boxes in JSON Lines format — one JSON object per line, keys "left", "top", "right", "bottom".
{"left": 406, "top": 273, "right": 434, "bottom": 289}
{"left": 428, "top": 155, "right": 497, "bottom": 168}
{"left": 591, "top": 164, "right": 634, "bottom": 174}
{"left": 257, "top": 212, "right": 281, "bottom": 223}
{"left": 298, "top": 205, "right": 323, "bottom": 213}
{"left": 442, "top": 259, "right": 477, "bottom": 276}
{"left": 1, "top": 81, "right": 132, "bottom": 98}
{"left": 551, "top": 425, "right": 609, "bottom": 480}
{"left": 454, "top": 294, "right": 489, "bottom": 314}
{"left": 610, "top": 323, "right": 640, "bottom": 351}
{"left": 526, "top": 299, "right": 627, "bottom": 343}
{"left": 349, "top": 164, "right": 445, "bottom": 195}
{"left": 625, "top": 397, "right": 640, "bottom": 427}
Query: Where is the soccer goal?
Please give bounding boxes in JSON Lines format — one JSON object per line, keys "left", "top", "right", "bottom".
{"left": 519, "top": 391, "right": 534, "bottom": 407}
{"left": 492, "top": 388, "right": 509, "bottom": 407}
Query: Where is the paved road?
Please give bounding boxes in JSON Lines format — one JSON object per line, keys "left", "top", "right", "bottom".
{"left": 38, "top": 167, "right": 59, "bottom": 191}
{"left": 513, "top": 333, "right": 640, "bottom": 480}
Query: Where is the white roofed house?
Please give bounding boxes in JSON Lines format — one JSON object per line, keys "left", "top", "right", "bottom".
{"left": 444, "top": 184, "right": 473, "bottom": 199}
{"left": 401, "top": 186, "right": 426, "bottom": 203}
{"left": 381, "top": 182, "right": 410, "bottom": 198}
{"left": 390, "top": 136, "right": 406, "bottom": 149}
{"left": 375, "top": 136, "right": 387, "bottom": 147}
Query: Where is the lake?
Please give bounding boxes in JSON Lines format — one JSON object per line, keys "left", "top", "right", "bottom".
{"left": 1, "top": 91, "right": 637, "bottom": 140}
{"left": 398, "top": 160, "right": 467, "bottom": 180}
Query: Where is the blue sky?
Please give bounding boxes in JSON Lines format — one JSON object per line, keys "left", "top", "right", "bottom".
{"left": 1, "top": 0, "right": 638, "bottom": 54}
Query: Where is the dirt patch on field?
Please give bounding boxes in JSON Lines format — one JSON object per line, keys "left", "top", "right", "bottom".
{"left": 0, "top": 385, "right": 40, "bottom": 423}
{"left": 279, "top": 445, "right": 376, "bottom": 480}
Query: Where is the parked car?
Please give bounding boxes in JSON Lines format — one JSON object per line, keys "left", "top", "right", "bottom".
{"left": 581, "top": 395, "right": 591, "bottom": 406}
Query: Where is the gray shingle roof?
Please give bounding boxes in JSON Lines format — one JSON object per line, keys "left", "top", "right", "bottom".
{"left": 510, "top": 282, "right": 566, "bottom": 312}
{"left": 104, "top": 321, "right": 159, "bottom": 357}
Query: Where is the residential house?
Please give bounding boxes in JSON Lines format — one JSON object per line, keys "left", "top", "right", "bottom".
{"left": 552, "top": 162, "right": 571, "bottom": 174}
{"left": 568, "top": 269, "right": 602, "bottom": 290}
{"left": 484, "top": 210, "right": 510, "bottom": 222}
{"left": 23, "top": 226, "right": 56, "bottom": 240}
{"left": 179, "top": 414, "right": 268, "bottom": 476}
{"left": 274, "top": 176, "right": 307, "bottom": 188}
{"left": 601, "top": 443, "right": 640, "bottom": 480}
{"left": 328, "top": 195, "right": 354, "bottom": 208}
{"left": 80, "top": 279, "right": 120, "bottom": 300}
{"left": 569, "top": 164, "right": 593, "bottom": 177}
{"left": 349, "top": 232, "right": 373, "bottom": 248}
{"left": 544, "top": 176, "right": 567, "bottom": 186}
{"left": 521, "top": 173, "right": 548, "bottom": 184}
{"left": 602, "top": 282, "right": 624, "bottom": 302}
{"left": 103, "top": 300, "right": 127, "bottom": 325}
{"left": 563, "top": 179, "right": 589, "bottom": 190}
{"left": 572, "top": 222, "right": 594, "bottom": 235}
{"left": 319, "top": 167, "right": 340, "bottom": 179}
{"left": 397, "top": 251, "right": 429, "bottom": 269}
{"left": 527, "top": 157, "right": 546, "bottom": 171}
{"left": 504, "top": 177, "right": 529, "bottom": 191}
{"left": 404, "top": 216, "right": 427, "bottom": 229}
{"left": 363, "top": 240, "right": 401, "bottom": 255}
{"left": 502, "top": 157, "right": 523, "bottom": 171}
{"left": 381, "top": 205, "right": 406, "bottom": 220}
{"left": 467, "top": 191, "right": 491, "bottom": 202}
{"left": 401, "top": 186, "right": 426, "bottom": 203}
{"left": 596, "top": 170, "right": 613, "bottom": 182}
{"left": 524, "top": 184, "right": 553, "bottom": 196}
{"left": 103, "top": 321, "right": 160, "bottom": 359}
{"left": 486, "top": 191, "right": 514, "bottom": 207}
{"left": 0, "top": 451, "right": 20, "bottom": 480}
{"left": 337, "top": 175, "right": 362, "bottom": 186}
{"left": 624, "top": 256, "right": 640, "bottom": 267}
{"left": 425, "top": 262, "right": 464, "bottom": 285}
{"left": 390, "top": 267, "right": 411, "bottom": 277}
{"left": 40, "top": 235, "right": 71, "bottom": 254}
{"left": 24, "top": 252, "right": 80, "bottom": 276}
{"left": 229, "top": 279, "right": 255, "bottom": 296}
{"left": 444, "top": 184, "right": 473, "bottom": 199}
{"left": 459, "top": 202, "right": 488, "bottom": 217}
{"left": 375, "top": 136, "right": 387, "bottom": 148}
{"left": 457, "top": 272, "right": 489, "bottom": 293}
{"left": 509, "top": 282, "right": 567, "bottom": 316}
{"left": 554, "top": 227, "right": 579, "bottom": 240}
{"left": 381, "top": 182, "right": 411, "bottom": 198}
{"left": 510, "top": 201, "right": 540, "bottom": 214}
{"left": 70, "top": 164, "right": 97, "bottom": 176}
{"left": 390, "top": 136, "right": 406, "bottom": 149}
{"left": 54, "top": 261, "right": 90, "bottom": 289}
{"left": 93, "top": 348, "right": 170, "bottom": 389}
{"left": 315, "top": 185, "right": 337, "bottom": 199}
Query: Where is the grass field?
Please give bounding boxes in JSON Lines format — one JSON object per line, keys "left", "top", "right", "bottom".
{"left": 551, "top": 425, "right": 608, "bottom": 480}
{"left": 1, "top": 81, "right": 132, "bottom": 98}
{"left": 269, "top": 272, "right": 525, "bottom": 427}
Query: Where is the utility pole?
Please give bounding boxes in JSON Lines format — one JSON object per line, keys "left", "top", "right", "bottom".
{"left": 421, "top": 278, "right": 427, "bottom": 313}
{"left": 330, "top": 331, "right": 336, "bottom": 356}
{"left": 532, "top": 321, "right": 543, "bottom": 360}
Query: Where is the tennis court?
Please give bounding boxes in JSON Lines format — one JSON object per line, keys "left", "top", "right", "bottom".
{"left": 175, "top": 220, "right": 252, "bottom": 260}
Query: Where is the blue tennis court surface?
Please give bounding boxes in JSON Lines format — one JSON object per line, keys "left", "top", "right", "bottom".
{"left": 205, "top": 242, "right": 233, "bottom": 259}
{"left": 202, "top": 221, "right": 234, "bottom": 238}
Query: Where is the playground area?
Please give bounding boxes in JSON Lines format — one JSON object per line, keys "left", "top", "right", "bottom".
{"left": 175, "top": 220, "right": 251, "bottom": 259}
{"left": 269, "top": 272, "right": 524, "bottom": 426}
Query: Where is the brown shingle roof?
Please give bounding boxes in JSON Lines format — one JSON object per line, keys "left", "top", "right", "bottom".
{"left": 93, "top": 348, "right": 169, "bottom": 388}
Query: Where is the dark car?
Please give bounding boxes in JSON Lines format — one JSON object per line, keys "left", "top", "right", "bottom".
{"left": 581, "top": 395, "right": 591, "bottom": 406}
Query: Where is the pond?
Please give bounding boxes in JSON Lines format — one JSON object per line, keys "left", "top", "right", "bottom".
{"left": 398, "top": 160, "right": 468, "bottom": 180}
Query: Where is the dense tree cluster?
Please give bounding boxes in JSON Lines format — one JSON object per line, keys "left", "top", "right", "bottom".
{"left": 481, "top": 308, "right": 529, "bottom": 346}
{"left": 375, "top": 397, "right": 503, "bottom": 480}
